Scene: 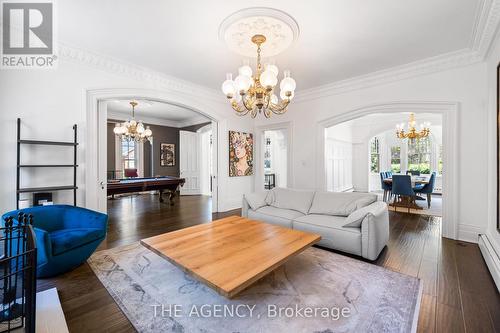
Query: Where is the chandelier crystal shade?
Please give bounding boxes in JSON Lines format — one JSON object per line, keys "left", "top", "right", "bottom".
{"left": 395, "top": 113, "right": 431, "bottom": 140}
{"left": 221, "top": 34, "right": 296, "bottom": 118}
{"left": 113, "top": 101, "right": 153, "bottom": 144}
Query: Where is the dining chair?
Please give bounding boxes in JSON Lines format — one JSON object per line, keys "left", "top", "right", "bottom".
{"left": 380, "top": 172, "right": 392, "bottom": 202}
{"left": 406, "top": 170, "right": 421, "bottom": 176}
{"left": 415, "top": 172, "right": 436, "bottom": 208}
{"left": 391, "top": 175, "right": 416, "bottom": 213}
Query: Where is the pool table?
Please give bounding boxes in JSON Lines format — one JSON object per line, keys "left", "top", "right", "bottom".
{"left": 107, "top": 176, "right": 185, "bottom": 205}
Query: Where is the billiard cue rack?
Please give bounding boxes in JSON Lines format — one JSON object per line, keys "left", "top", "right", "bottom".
{"left": 16, "top": 118, "right": 78, "bottom": 209}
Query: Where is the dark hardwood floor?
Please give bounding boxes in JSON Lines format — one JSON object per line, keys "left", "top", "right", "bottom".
{"left": 38, "top": 193, "right": 500, "bottom": 333}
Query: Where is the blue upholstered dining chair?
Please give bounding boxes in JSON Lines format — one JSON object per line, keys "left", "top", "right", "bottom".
{"left": 415, "top": 172, "right": 436, "bottom": 208}
{"left": 2, "top": 205, "right": 108, "bottom": 278}
{"left": 380, "top": 172, "right": 392, "bottom": 202}
{"left": 391, "top": 175, "right": 416, "bottom": 213}
{"left": 406, "top": 170, "right": 421, "bottom": 176}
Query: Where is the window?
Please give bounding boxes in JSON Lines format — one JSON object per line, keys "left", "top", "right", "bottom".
{"left": 121, "top": 140, "right": 136, "bottom": 170}
{"left": 407, "top": 137, "right": 431, "bottom": 174}
{"left": 370, "top": 137, "right": 380, "bottom": 173}
{"left": 390, "top": 146, "right": 401, "bottom": 173}
{"left": 264, "top": 136, "right": 271, "bottom": 170}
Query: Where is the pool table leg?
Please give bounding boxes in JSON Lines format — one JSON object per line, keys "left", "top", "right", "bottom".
{"left": 158, "top": 190, "right": 164, "bottom": 203}
{"left": 168, "top": 191, "right": 176, "bottom": 206}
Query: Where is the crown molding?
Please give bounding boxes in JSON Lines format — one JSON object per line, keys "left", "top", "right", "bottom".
{"left": 58, "top": 43, "right": 225, "bottom": 105}
{"left": 295, "top": 0, "right": 500, "bottom": 103}
{"left": 471, "top": 0, "right": 500, "bottom": 57}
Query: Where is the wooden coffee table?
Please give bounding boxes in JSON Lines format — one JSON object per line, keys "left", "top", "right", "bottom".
{"left": 140, "top": 216, "right": 321, "bottom": 298}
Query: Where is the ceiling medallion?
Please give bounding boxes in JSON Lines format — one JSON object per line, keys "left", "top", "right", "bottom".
{"left": 396, "top": 113, "right": 431, "bottom": 140}
{"left": 219, "top": 7, "right": 300, "bottom": 58}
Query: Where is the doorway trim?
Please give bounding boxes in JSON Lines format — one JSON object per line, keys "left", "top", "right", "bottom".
{"left": 254, "top": 121, "right": 294, "bottom": 190}
{"left": 315, "top": 101, "right": 459, "bottom": 240}
{"left": 85, "top": 88, "right": 221, "bottom": 213}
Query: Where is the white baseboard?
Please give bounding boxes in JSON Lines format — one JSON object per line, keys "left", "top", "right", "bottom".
{"left": 218, "top": 199, "right": 242, "bottom": 213}
{"left": 457, "top": 224, "right": 482, "bottom": 243}
{"left": 478, "top": 234, "right": 500, "bottom": 292}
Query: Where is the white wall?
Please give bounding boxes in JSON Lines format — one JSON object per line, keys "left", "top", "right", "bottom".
{"left": 486, "top": 35, "right": 500, "bottom": 255}
{"left": 0, "top": 57, "right": 254, "bottom": 213}
{"left": 255, "top": 62, "right": 488, "bottom": 242}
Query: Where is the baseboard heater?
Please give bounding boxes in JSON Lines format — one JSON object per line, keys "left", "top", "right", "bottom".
{"left": 478, "top": 234, "right": 500, "bottom": 292}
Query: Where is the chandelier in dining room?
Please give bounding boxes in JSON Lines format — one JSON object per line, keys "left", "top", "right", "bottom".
{"left": 221, "top": 34, "right": 296, "bottom": 118}
{"left": 113, "top": 101, "right": 153, "bottom": 143}
{"left": 396, "top": 113, "right": 431, "bottom": 140}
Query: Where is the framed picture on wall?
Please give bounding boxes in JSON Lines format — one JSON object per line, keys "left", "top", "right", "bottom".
{"left": 229, "top": 131, "right": 253, "bottom": 177}
{"left": 160, "top": 143, "right": 175, "bottom": 167}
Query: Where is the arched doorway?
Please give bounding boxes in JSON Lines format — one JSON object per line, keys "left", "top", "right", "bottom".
{"left": 315, "top": 101, "right": 459, "bottom": 240}
{"left": 85, "top": 88, "right": 221, "bottom": 213}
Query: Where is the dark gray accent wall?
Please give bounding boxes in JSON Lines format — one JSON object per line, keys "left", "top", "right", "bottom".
{"left": 107, "top": 120, "right": 209, "bottom": 179}
{"left": 145, "top": 123, "right": 180, "bottom": 177}
{"left": 107, "top": 122, "right": 116, "bottom": 176}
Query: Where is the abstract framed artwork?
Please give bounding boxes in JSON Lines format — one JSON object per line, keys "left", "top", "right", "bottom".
{"left": 229, "top": 131, "right": 253, "bottom": 177}
{"left": 160, "top": 143, "right": 175, "bottom": 167}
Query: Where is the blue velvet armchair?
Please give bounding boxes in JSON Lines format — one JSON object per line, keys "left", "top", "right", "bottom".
{"left": 2, "top": 205, "right": 108, "bottom": 278}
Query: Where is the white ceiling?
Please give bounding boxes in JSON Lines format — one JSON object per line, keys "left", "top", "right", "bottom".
{"left": 60, "top": 0, "right": 482, "bottom": 90}
{"left": 107, "top": 100, "right": 209, "bottom": 127}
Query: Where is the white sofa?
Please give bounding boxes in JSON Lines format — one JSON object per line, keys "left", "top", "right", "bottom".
{"left": 242, "top": 188, "right": 389, "bottom": 261}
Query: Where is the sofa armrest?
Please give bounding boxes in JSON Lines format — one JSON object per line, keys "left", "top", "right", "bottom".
{"left": 361, "top": 202, "right": 389, "bottom": 261}
{"left": 241, "top": 197, "right": 250, "bottom": 217}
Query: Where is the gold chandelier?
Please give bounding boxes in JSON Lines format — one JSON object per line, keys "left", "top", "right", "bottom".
{"left": 113, "top": 101, "right": 153, "bottom": 143}
{"left": 396, "top": 113, "right": 431, "bottom": 139}
{"left": 221, "top": 34, "right": 296, "bottom": 118}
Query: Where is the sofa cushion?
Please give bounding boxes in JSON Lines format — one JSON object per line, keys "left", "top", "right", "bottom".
{"left": 292, "top": 214, "right": 362, "bottom": 256}
{"left": 50, "top": 228, "right": 105, "bottom": 256}
{"left": 308, "top": 192, "right": 378, "bottom": 217}
{"left": 248, "top": 206, "right": 304, "bottom": 229}
{"left": 344, "top": 201, "right": 388, "bottom": 228}
{"left": 244, "top": 192, "right": 269, "bottom": 211}
{"left": 268, "top": 188, "right": 315, "bottom": 214}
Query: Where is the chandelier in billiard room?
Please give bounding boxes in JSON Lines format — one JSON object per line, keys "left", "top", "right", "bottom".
{"left": 219, "top": 8, "right": 300, "bottom": 118}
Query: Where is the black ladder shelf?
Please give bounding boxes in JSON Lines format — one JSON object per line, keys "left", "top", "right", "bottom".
{"left": 16, "top": 118, "right": 78, "bottom": 209}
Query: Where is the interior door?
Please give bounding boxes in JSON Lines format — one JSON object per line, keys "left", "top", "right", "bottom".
{"left": 179, "top": 130, "right": 201, "bottom": 195}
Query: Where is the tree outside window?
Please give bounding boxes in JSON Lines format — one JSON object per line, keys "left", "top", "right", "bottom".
{"left": 407, "top": 137, "right": 431, "bottom": 174}
{"left": 121, "top": 140, "right": 136, "bottom": 170}
{"left": 370, "top": 137, "right": 380, "bottom": 173}
{"left": 390, "top": 146, "right": 401, "bottom": 173}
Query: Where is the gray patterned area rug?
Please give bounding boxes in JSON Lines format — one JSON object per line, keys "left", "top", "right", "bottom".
{"left": 88, "top": 242, "right": 422, "bottom": 333}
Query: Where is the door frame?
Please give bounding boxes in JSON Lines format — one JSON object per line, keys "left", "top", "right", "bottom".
{"left": 254, "top": 121, "right": 294, "bottom": 190}
{"left": 315, "top": 101, "right": 459, "bottom": 240}
{"left": 85, "top": 88, "right": 220, "bottom": 213}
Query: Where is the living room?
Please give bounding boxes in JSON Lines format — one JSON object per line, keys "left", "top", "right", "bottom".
{"left": 0, "top": 1, "right": 499, "bottom": 332}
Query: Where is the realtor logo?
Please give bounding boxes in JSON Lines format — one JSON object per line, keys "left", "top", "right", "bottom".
{"left": 1, "top": 1, "right": 57, "bottom": 68}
